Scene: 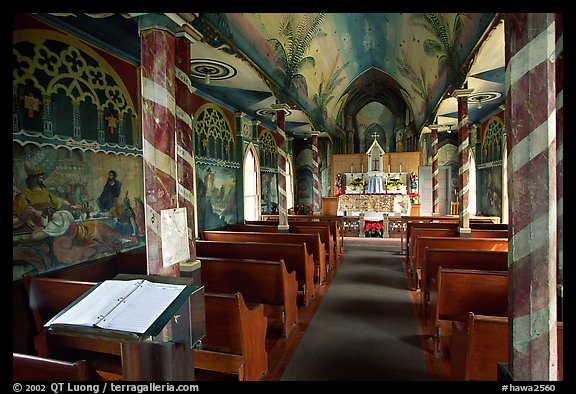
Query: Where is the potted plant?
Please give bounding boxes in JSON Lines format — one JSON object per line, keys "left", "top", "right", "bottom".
{"left": 364, "top": 221, "right": 384, "bottom": 238}
{"left": 409, "top": 192, "right": 420, "bottom": 204}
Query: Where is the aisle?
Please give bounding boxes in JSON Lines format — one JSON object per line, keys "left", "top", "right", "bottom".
{"left": 280, "top": 237, "right": 429, "bottom": 381}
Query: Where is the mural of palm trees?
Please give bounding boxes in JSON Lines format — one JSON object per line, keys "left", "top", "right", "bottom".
{"left": 412, "top": 13, "right": 470, "bottom": 88}
{"left": 267, "top": 13, "right": 327, "bottom": 97}
{"left": 397, "top": 53, "right": 430, "bottom": 109}
{"left": 313, "top": 56, "right": 348, "bottom": 122}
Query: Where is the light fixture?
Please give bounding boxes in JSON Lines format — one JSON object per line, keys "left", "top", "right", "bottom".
{"left": 204, "top": 72, "right": 211, "bottom": 85}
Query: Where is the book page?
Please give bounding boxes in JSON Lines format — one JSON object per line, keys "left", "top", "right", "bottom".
{"left": 95, "top": 280, "right": 186, "bottom": 334}
{"left": 45, "top": 280, "right": 144, "bottom": 328}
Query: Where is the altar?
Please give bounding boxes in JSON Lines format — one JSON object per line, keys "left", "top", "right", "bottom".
{"left": 338, "top": 193, "right": 409, "bottom": 214}
{"left": 331, "top": 135, "right": 422, "bottom": 238}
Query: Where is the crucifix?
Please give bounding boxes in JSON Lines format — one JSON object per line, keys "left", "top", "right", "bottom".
{"left": 19, "top": 92, "right": 41, "bottom": 118}
{"left": 372, "top": 155, "right": 379, "bottom": 171}
{"left": 106, "top": 114, "right": 118, "bottom": 134}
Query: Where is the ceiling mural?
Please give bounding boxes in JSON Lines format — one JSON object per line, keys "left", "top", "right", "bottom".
{"left": 199, "top": 12, "right": 496, "bottom": 135}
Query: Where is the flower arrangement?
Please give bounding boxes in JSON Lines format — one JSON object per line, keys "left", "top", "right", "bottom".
{"left": 349, "top": 176, "right": 367, "bottom": 191}
{"left": 386, "top": 177, "right": 403, "bottom": 190}
{"left": 409, "top": 192, "right": 420, "bottom": 204}
{"left": 364, "top": 221, "right": 384, "bottom": 237}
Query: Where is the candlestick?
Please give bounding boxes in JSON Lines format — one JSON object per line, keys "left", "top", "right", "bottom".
{"left": 361, "top": 164, "right": 363, "bottom": 173}
{"left": 388, "top": 164, "right": 391, "bottom": 173}
{"left": 351, "top": 164, "right": 353, "bottom": 173}
{"left": 399, "top": 163, "right": 402, "bottom": 172}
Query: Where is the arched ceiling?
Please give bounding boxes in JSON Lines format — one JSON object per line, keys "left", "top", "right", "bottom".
{"left": 36, "top": 12, "right": 504, "bottom": 144}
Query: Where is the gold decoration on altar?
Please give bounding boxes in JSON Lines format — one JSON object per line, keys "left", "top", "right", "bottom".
{"left": 338, "top": 193, "right": 394, "bottom": 212}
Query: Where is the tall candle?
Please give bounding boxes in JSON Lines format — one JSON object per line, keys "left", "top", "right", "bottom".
{"left": 399, "top": 163, "right": 402, "bottom": 172}
{"left": 388, "top": 164, "right": 391, "bottom": 173}
{"left": 361, "top": 164, "right": 364, "bottom": 173}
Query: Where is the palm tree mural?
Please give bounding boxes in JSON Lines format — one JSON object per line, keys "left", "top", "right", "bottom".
{"left": 397, "top": 53, "right": 430, "bottom": 108}
{"left": 267, "top": 13, "right": 327, "bottom": 97}
{"left": 313, "top": 56, "right": 348, "bottom": 122}
{"left": 412, "top": 13, "right": 471, "bottom": 88}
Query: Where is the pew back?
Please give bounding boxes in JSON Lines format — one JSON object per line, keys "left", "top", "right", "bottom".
{"left": 422, "top": 248, "right": 508, "bottom": 310}
{"left": 201, "top": 230, "right": 327, "bottom": 285}
{"left": 411, "top": 236, "right": 508, "bottom": 290}
{"left": 228, "top": 223, "right": 335, "bottom": 269}
{"left": 197, "top": 292, "right": 268, "bottom": 381}
{"left": 196, "top": 240, "right": 315, "bottom": 306}
{"left": 429, "top": 268, "right": 508, "bottom": 354}
{"left": 13, "top": 353, "right": 103, "bottom": 381}
{"left": 200, "top": 256, "right": 298, "bottom": 337}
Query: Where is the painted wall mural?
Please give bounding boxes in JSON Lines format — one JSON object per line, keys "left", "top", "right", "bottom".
{"left": 195, "top": 164, "right": 239, "bottom": 232}
{"left": 13, "top": 144, "right": 145, "bottom": 280}
{"left": 13, "top": 15, "right": 144, "bottom": 280}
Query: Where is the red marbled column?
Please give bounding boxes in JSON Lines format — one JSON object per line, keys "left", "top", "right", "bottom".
{"left": 311, "top": 133, "right": 320, "bottom": 213}
{"left": 555, "top": 13, "right": 563, "bottom": 321}
{"left": 505, "top": 12, "right": 558, "bottom": 380}
{"left": 175, "top": 33, "right": 197, "bottom": 264}
{"left": 453, "top": 89, "right": 473, "bottom": 232}
{"left": 273, "top": 103, "right": 290, "bottom": 231}
{"left": 431, "top": 126, "right": 440, "bottom": 214}
{"left": 140, "top": 26, "right": 178, "bottom": 276}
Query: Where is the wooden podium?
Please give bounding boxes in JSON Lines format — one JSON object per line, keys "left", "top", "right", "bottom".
{"left": 410, "top": 203, "right": 421, "bottom": 216}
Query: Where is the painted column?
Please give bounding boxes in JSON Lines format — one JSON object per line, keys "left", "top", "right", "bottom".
{"left": 139, "top": 16, "right": 179, "bottom": 276}
{"left": 554, "top": 13, "right": 563, "bottom": 322}
{"left": 311, "top": 131, "right": 320, "bottom": 214}
{"left": 452, "top": 88, "right": 474, "bottom": 234}
{"left": 175, "top": 29, "right": 200, "bottom": 277}
{"left": 430, "top": 126, "right": 440, "bottom": 215}
{"left": 505, "top": 13, "right": 557, "bottom": 380}
{"left": 273, "top": 103, "right": 291, "bottom": 231}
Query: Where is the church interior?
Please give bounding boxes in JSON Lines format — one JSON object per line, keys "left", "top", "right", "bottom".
{"left": 12, "top": 13, "right": 565, "bottom": 382}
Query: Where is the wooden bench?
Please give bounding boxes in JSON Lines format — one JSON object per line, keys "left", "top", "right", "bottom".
{"left": 450, "top": 313, "right": 564, "bottom": 381}
{"left": 410, "top": 236, "right": 508, "bottom": 290}
{"left": 421, "top": 249, "right": 508, "bottom": 315}
{"left": 407, "top": 226, "right": 508, "bottom": 269}
{"left": 23, "top": 275, "right": 124, "bottom": 380}
{"left": 401, "top": 216, "right": 502, "bottom": 254}
{"left": 252, "top": 215, "right": 344, "bottom": 258}
{"left": 228, "top": 223, "right": 335, "bottom": 271}
{"left": 201, "top": 230, "right": 327, "bottom": 285}
{"left": 194, "top": 292, "right": 268, "bottom": 381}
{"left": 428, "top": 268, "right": 508, "bottom": 355}
{"left": 200, "top": 256, "right": 298, "bottom": 338}
{"left": 196, "top": 240, "right": 315, "bottom": 306}
{"left": 13, "top": 352, "right": 103, "bottom": 381}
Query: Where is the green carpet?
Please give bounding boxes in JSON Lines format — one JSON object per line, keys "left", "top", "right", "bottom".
{"left": 281, "top": 238, "right": 429, "bottom": 381}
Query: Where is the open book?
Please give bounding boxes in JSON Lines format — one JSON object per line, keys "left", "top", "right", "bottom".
{"left": 45, "top": 279, "right": 190, "bottom": 336}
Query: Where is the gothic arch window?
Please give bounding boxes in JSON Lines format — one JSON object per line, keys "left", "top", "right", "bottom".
{"left": 482, "top": 117, "right": 504, "bottom": 163}
{"left": 244, "top": 144, "right": 260, "bottom": 221}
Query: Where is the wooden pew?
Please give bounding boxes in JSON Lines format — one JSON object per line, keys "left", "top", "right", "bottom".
{"left": 421, "top": 249, "right": 508, "bottom": 315}
{"left": 450, "top": 314, "right": 564, "bottom": 381}
{"left": 201, "top": 230, "right": 327, "bottom": 285}
{"left": 200, "top": 256, "right": 298, "bottom": 338}
{"left": 428, "top": 268, "right": 508, "bottom": 355}
{"left": 13, "top": 352, "right": 103, "bottom": 381}
{"left": 196, "top": 240, "right": 315, "bottom": 306}
{"left": 194, "top": 292, "right": 268, "bottom": 381}
{"left": 251, "top": 218, "right": 342, "bottom": 258}
{"left": 410, "top": 236, "right": 508, "bottom": 290}
{"left": 228, "top": 223, "right": 335, "bottom": 271}
{"left": 407, "top": 225, "right": 508, "bottom": 270}
{"left": 23, "top": 275, "right": 124, "bottom": 379}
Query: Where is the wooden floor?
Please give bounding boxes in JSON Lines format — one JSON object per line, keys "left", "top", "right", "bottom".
{"left": 197, "top": 238, "right": 450, "bottom": 381}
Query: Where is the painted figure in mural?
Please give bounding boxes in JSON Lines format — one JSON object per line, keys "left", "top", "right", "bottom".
{"left": 29, "top": 209, "right": 138, "bottom": 265}
{"left": 204, "top": 167, "right": 216, "bottom": 197}
{"left": 97, "top": 169, "right": 122, "bottom": 212}
{"left": 13, "top": 163, "right": 80, "bottom": 233}
{"left": 101, "top": 192, "right": 139, "bottom": 238}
